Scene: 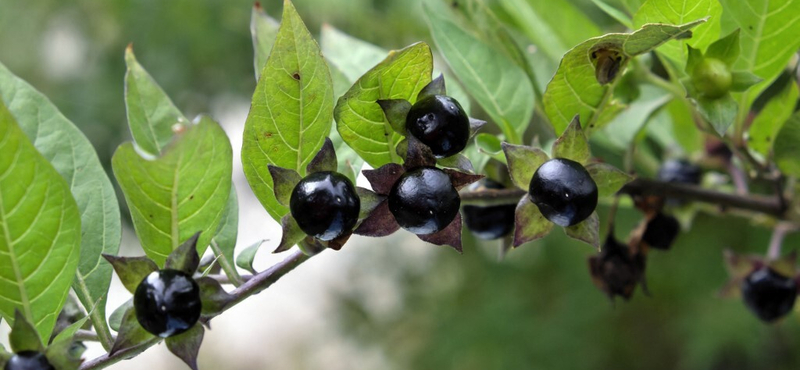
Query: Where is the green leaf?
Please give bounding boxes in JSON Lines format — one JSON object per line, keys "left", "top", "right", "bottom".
{"left": 424, "top": 3, "right": 533, "bottom": 143}
{"left": 196, "top": 277, "right": 233, "bottom": 318}
{"left": 124, "top": 45, "right": 188, "bottom": 157}
{"left": 564, "top": 212, "right": 600, "bottom": 248}
{"left": 587, "top": 163, "right": 634, "bottom": 197}
{"left": 0, "top": 62, "right": 121, "bottom": 342}
{"left": 730, "top": 71, "right": 763, "bottom": 92}
{"left": 377, "top": 99, "right": 412, "bottom": 135}
{"left": 633, "top": 0, "right": 722, "bottom": 69}
{"left": 774, "top": 112, "right": 800, "bottom": 177}
{"left": 334, "top": 42, "right": 432, "bottom": 167}
{"left": 251, "top": 2, "right": 280, "bottom": 81}
{"left": 544, "top": 19, "right": 706, "bottom": 135}
{"left": 110, "top": 307, "right": 155, "bottom": 355}
{"left": 749, "top": 80, "right": 799, "bottom": 156}
{"left": 108, "top": 299, "right": 133, "bottom": 332}
{"left": 705, "top": 29, "right": 740, "bottom": 66}
{"left": 499, "top": 0, "right": 601, "bottom": 61}
{"left": 591, "top": 0, "right": 634, "bottom": 29}
{"left": 275, "top": 215, "right": 305, "bottom": 253}
{"left": 721, "top": 0, "right": 800, "bottom": 101}
{"left": 552, "top": 116, "right": 591, "bottom": 164}
{"left": 102, "top": 255, "right": 158, "bottom": 294}
{"left": 321, "top": 25, "right": 388, "bottom": 83}
{"left": 474, "top": 133, "right": 506, "bottom": 164}
{"left": 502, "top": 143, "right": 548, "bottom": 190}
{"left": 513, "top": 197, "right": 554, "bottom": 247}
{"left": 113, "top": 116, "right": 233, "bottom": 266}
{"left": 598, "top": 84, "right": 673, "bottom": 149}
{"left": 210, "top": 187, "right": 242, "bottom": 286}
{"left": 165, "top": 324, "right": 204, "bottom": 370}
{"left": 242, "top": 0, "right": 334, "bottom": 221}
{"left": 0, "top": 102, "right": 81, "bottom": 342}
{"left": 693, "top": 94, "right": 737, "bottom": 135}
{"left": 356, "top": 187, "right": 383, "bottom": 220}
{"left": 235, "top": 240, "right": 265, "bottom": 274}
{"left": 10, "top": 311, "right": 44, "bottom": 353}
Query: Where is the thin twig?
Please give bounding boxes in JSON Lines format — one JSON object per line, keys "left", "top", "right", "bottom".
{"left": 767, "top": 222, "right": 797, "bottom": 260}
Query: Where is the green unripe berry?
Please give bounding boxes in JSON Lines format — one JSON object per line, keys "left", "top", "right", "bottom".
{"left": 691, "top": 58, "right": 732, "bottom": 99}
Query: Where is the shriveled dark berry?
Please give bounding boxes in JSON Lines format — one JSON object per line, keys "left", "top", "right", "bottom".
{"left": 589, "top": 234, "right": 646, "bottom": 301}
{"left": 741, "top": 267, "right": 797, "bottom": 322}
{"left": 290, "top": 171, "right": 360, "bottom": 241}
{"left": 388, "top": 166, "right": 460, "bottom": 235}
{"left": 4, "top": 351, "right": 54, "bottom": 370}
{"left": 463, "top": 179, "right": 515, "bottom": 240}
{"left": 528, "top": 158, "right": 598, "bottom": 227}
{"left": 657, "top": 159, "right": 701, "bottom": 185}
{"left": 134, "top": 269, "right": 202, "bottom": 337}
{"left": 642, "top": 212, "right": 681, "bottom": 250}
{"left": 406, "top": 95, "right": 470, "bottom": 158}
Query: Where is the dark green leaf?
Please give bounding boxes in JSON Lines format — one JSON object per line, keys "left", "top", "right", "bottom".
{"left": 165, "top": 324, "right": 204, "bottom": 370}
{"left": 586, "top": 162, "right": 633, "bottom": 197}
{"left": 513, "top": 197, "right": 554, "bottom": 247}
{"left": 749, "top": 80, "right": 799, "bottom": 155}
{"left": 706, "top": 29, "right": 740, "bottom": 66}
{"left": 251, "top": 1, "right": 280, "bottom": 81}
{"left": 0, "top": 62, "right": 122, "bottom": 343}
{"left": 46, "top": 336, "right": 85, "bottom": 370}
{"left": 730, "top": 71, "right": 763, "bottom": 92}
{"left": 424, "top": 2, "right": 533, "bottom": 143}
{"left": 774, "top": 112, "right": 800, "bottom": 177}
{"left": 210, "top": 188, "right": 242, "bottom": 286}
{"left": 102, "top": 255, "right": 158, "bottom": 294}
{"left": 564, "top": 212, "right": 600, "bottom": 248}
{"left": 334, "top": 42, "right": 432, "bottom": 167}
{"left": 552, "top": 116, "right": 591, "bottom": 164}
{"left": 110, "top": 307, "right": 155, "bottom": 355}
{"left": 0, "top": 102, "right": 81, "bottom": 341}
{"left": 123, "top": 45, "right": 188, "bottom": 157}
{"left": 113, "top": 116, "right": 233, "bottom": 266}
{"left": 242, "top": 0, "right": 334, "bottom": 221}
{"left": 377, "top": 99, "right": 412, "bottom": 135}
{"left": 436, "top": 154, "right": 474, "bottom": 173}
{"left": 109, "top": 299, "right": 133, "bottom": 332}
{"left": 10, "top": 311, "right": 44, "bottom": 353}
{"left": 165, "top": 231, "right": 201, "bottom": 275}
{"left": 693, "top": 94, "right": 738, "bottom": 136}
{"left": 235, "top": 240, "right": 265, "bottom": 274}
{"left": 591, "top": 0, "right": 633, "bottom": 29}
{"left": 502, "top": 142, "right": 548, "bottom": 190}
{"left": 685, "top": 45, "right": 703, "bottom": 74}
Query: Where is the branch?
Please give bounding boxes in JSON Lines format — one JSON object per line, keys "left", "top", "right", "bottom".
{"left": 460, "top": 178, "right": 788, "bottom": 218}
{"left": 79, "top": 250, "right": 313, "bottom": 370}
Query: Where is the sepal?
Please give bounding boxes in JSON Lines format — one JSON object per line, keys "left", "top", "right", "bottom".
{"left": 165, "top": 231, "right": 202, "bottom": 275}
{"left": 102, "top": 255, "right": 158, "bottom": 294}
{"left": 268, "top": 165, "right": 302, "bottom": 207}
{"left": 306, "top": 137, "right": 338, "bottom": 174}
{"left": 165, "top": 324, "right": 204, "bottom": 370}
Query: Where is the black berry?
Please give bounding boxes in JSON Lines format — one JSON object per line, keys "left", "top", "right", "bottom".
{"left": 134, "top": 269, "right": 202, "bottom": 337}
{"left": 642, "top": 212, "right": 681, "bottom": 250}
{"left": 4, "top": 352, "right": 54, "bottom": 370}
{"left": 406, "top": 95, "right": 470, "bottom": 158}
{"left": 528, "top": 158, "right": 598, "bottom": 227}
{"left": 657, "top": 159, "right": 701, "bottom": 185}
{"left": 389, "top": 166, "right": 460, "bottom": 234}
{"left": 463, "top": 179, "right": 515, "bottom": 240}
{"left": 741, "top": 267, "right": 797, "bottom": 322}
{"left": 290, "top": 171, "right": 360, "bottom": 241}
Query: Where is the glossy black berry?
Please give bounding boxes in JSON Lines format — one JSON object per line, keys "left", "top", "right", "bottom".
{"left": 134, "top": 269, "right": 202, "bottom": 337}
{"left": 741, "top": 267, "right": 797, "bottom": 322}
{"left": 4, "top": 352, "right": 54, "bottom": 370}
{"left": 290, "top": 171, "right": 360, "bottom": 241}
{"left": 657, "top": 159, "right": 701, "bottom": 185}
{"left": 463, "top": 179, "right": 515, "bottom": 240}
{"left": 406, "top": 95, "right": 470, "bottom": 158}
{"left": 388, "top": 167, "right": 460, "bottom": 235}
{"left": 642, "top": 212, "right": 680, "bottom": 250}
{"left": 528, "top": 158, "right": 598, "bottom": 227}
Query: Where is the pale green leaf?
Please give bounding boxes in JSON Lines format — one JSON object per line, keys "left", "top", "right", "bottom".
{"left": 774, "top": 112, "right": 800, "bottom": 177}
{"left": 210, "top": 187, "right": 242, "bottom": 285}
{"left": 591, "top": 0, "right": 634, "bottom": 29}
{"left": 474, "top": 133, "right": 506, "bottom": 164}
{"left": 0, "top": 101, "right": 81, "bottom": 342}
{"left": 334, "top": 42, "right": 432, "bottom": 167}
{"left": 251, "top": 2, "right": 280, "bottom": 81}
{"left": 424, "top": 2, "right": 533, "bottom": 143}
{"left": 599, "top": 84, "right": 672, "bottom": 149}
{"left": 0, "top": 62, "right": 121, "bottom": 338}
{"left": 124, "top": 46, "right": 188, "bottom": 157}
{"left": 243, "top": 0, "right": 334, "bottom": 221}
{"left": 113, "top": 116, "right": 233, "bottom": 266}
{"left": 544, "top": 19, "right": 705, "bottom": 135}
{"left": 321, "top": 25, "right": 387, "bottom": 83}
{"left": 749, "top": 80, "right": 799, "bottom": 156}
{"left": 500, "top": 0, "right": 602, "bottom": 61}
{"left": 235, "top": 240, "right": 264, "bottom": 274}
{"left": 633, "top": 0, "right": 722, "bottom": 68}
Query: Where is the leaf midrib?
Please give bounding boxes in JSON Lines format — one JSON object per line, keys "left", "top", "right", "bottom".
{"left": 0, "top": 153, "right": 34, "bottom": 323}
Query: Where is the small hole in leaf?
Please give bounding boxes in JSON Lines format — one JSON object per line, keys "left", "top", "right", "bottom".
{"left": 292, "top": 73, "right": 301, "bottom": 80}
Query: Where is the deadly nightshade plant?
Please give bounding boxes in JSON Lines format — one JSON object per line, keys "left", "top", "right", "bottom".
{"left": 502, "top": 116, "right": 633, "bottom": 248}
{"left": 102, "top": 233, "right": 233, "bottom": 370}
{"left": 269, "top": 138, "right": 382, "bottom": 254}
{"left": 0, "top": 311, "right": 85, "bottom": 370}
{"left": 589, "top": 229, "right": 648, "bottom": 302}
{"left": 721, "top": 250, "right": 800, "bottom": 323}
{"left": 354, "top": 136, "right": 483, "bottom": 252}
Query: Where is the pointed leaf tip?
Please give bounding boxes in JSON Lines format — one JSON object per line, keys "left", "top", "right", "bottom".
{"left": 552, "top": 115, "right": 591, "bottom": 164}
{"left": 513, "top": 197, "right": 553, "bottom": 247}
{"left": 502, "top": 142, "right": 548, "bottom": 190}
{"left": 268, "top": 165, "right": 302, "bottom": 207}
{"left": 274, "top": 215, "right": 306, "bottom": 253}
{"left": 377, "top": 99, "right": 412, "bottom": 134}
{"left": 306, "top": 138, "right": 338, "bottom": 174}
{"left": 10, "top": 310, "right": 44, "bottom": 353}
{"left": 165, "top": 231, "right": 202, "bottom": 274}
{"left": 166, "top": 325, "right": 204, "bottom": 370}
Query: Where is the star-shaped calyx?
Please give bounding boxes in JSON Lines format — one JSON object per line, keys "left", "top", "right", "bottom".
{"left": 0, "top": 310, "right": 86, "bottom": 370}
{"left": 354, "top": 135, "right": 483, "bottom": 252}
{"left": 502, "top": 115, "right": 633, "bottom": 249}
{"left": 103, "top": 232, "right": 233, "bottom": 370}
{"left": 376, "top": 74, "right": 485, "bottom": 172}
{"left": 268, "top": 138, "right": 381, "bottom": 254}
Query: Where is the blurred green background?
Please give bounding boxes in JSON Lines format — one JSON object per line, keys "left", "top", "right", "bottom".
{"left": 1, "top": 0, "right": 799, "bottom": 369}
